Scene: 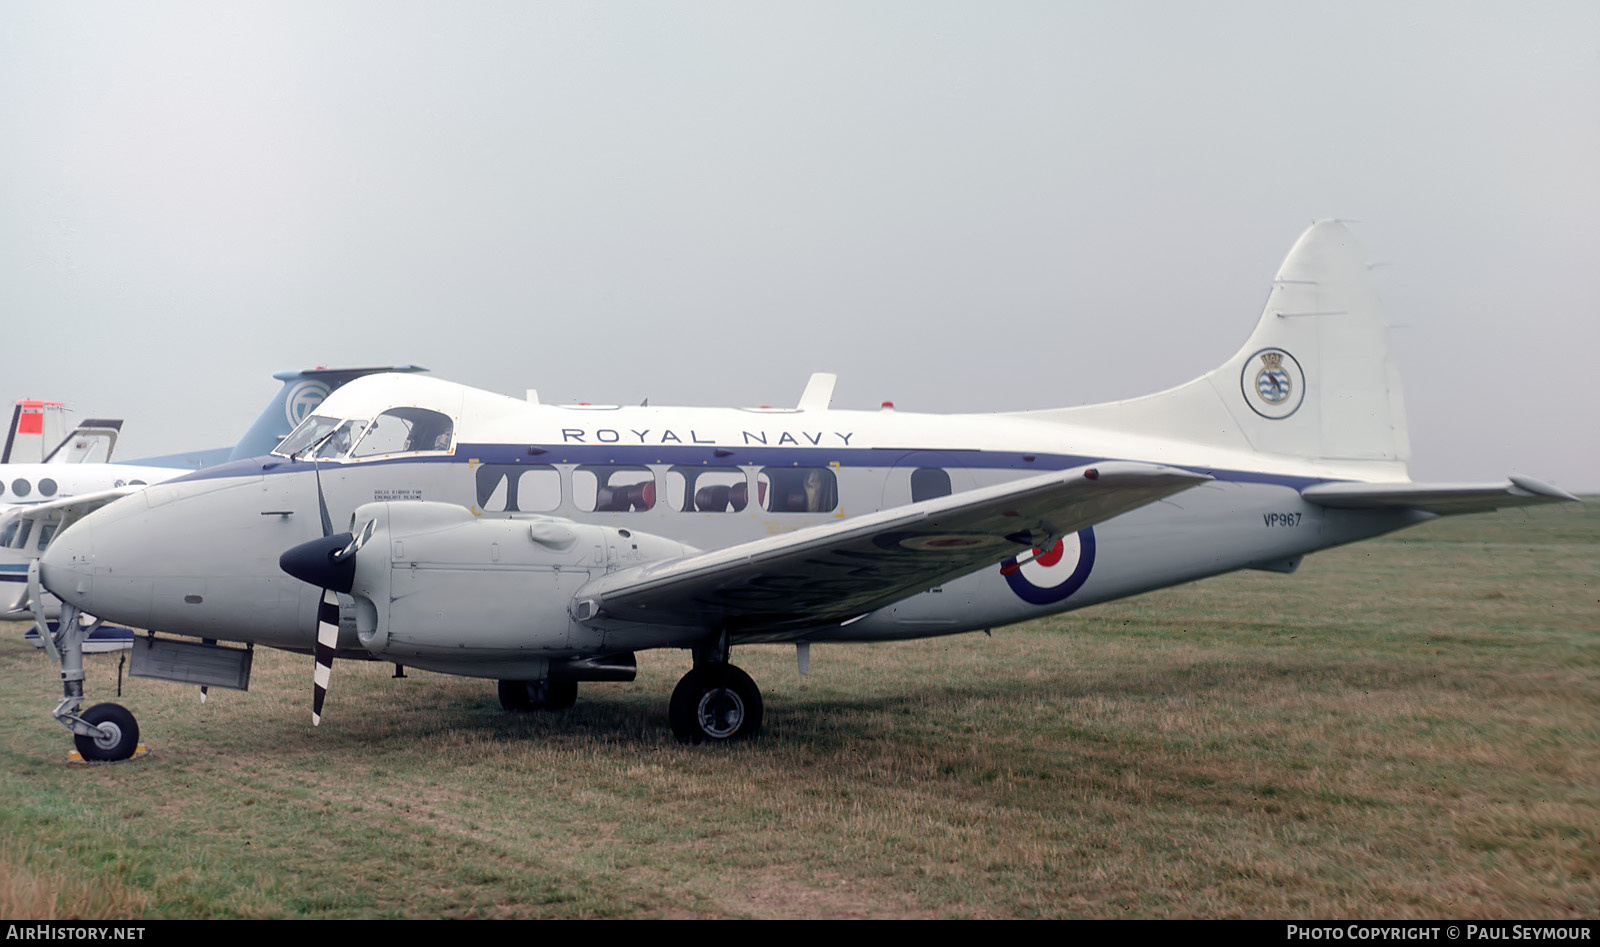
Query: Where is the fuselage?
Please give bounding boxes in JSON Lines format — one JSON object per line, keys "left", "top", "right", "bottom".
{"left": 38, "top": 374, "right": 1423, "bottom": 664}
{"left": 0, "top": 461, "right": 189, "bottom": 616}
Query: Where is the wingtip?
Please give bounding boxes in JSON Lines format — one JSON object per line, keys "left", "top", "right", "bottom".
{"left": 1507, "top": 474, "right": 1581, "bottom": 503}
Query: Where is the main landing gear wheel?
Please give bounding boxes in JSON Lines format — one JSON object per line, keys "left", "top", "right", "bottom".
{"left": 73, "top": 703, "right": 140, "bottom": 762}
{"left": 669, "top": 664, "right": 763, "bottom": 744}
{"left": 497, "top": 679, "right": 578, "bottom": 712}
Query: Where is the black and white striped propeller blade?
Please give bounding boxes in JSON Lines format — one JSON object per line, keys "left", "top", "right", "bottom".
{"left": 277, "top": 451, "right": 355, "bottom": 726}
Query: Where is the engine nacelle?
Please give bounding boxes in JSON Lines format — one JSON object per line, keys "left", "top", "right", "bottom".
{"left": 340, "top": 501, "right": 694, "bottom": 670}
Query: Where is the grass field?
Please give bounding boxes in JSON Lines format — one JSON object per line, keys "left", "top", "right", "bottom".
{"left": 1, "top": 500, "right": 1595, "bottom": 918}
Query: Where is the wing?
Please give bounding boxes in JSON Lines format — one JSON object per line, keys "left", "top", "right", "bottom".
{"left": 576, "top": 461, "right": 1209, "bottom": 633}
{"left": 1301, "top": 474, "right": 1578, "bottom": 516}
{"left": 8, "top": 487, "right": 144, "bottom": 525}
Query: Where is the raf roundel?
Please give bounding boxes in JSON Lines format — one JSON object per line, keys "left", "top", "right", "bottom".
{"left": 1001, "top": 529, "right": 1096, "bottom": 605}
{"left": 1240, "top": 347, "right": 1306, "bottom": 420}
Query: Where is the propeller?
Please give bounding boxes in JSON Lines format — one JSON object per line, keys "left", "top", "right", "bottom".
{"left": 276, "top": 431, "right": 356, "bottom": 726}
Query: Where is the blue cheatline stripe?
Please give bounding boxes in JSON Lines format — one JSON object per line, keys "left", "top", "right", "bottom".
{"left": 167, "top": 443, "right": 1342, "bottom": 491}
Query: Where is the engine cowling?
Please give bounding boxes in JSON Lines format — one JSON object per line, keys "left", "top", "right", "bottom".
{"left": 323, "top": 501, "right": 694, "bottom": 671}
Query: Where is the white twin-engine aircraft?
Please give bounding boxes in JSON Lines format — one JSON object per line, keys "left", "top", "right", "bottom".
{"left": 32, "top": 221, "right": 1576, "bottom": 758}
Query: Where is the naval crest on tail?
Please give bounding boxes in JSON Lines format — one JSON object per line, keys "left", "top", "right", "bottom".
{"left": 1242, "top": 348, "right": 1305, "bottom": 419}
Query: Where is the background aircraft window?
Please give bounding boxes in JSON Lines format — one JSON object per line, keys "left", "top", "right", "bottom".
{"left": 574, "top": 466, "right": 655, "bottom": 512}
{"left": 351, "top": 408, "right": 455, "bottom": 457}
{"left": 11, "top": 479, "right": 29, "bottom": 498}
{"left": 38, "top": 478, "right": 57, "bottom": 497}
{"left": 275, "top": 415, "right": 340, "bottom": 458}
{"left": 911, "top": 468, "right": 951, "bottom": 502}
{"left": 665, "top": 467, "right": 749, "bottom": 513}
{"left": 476, "top": 464, "right": 561, "bottom": 513}
{"left": 758, "top": 467, "right": 837, "bottom": 513}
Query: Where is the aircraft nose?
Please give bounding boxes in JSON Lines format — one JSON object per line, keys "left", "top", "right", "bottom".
{"left": 39, "top": 498, "right": 161, "bottom": 629}
{"left": 39, "top": 520, "right": 95, "bottom": 607}
{"left": 38, "top": 469, "right": 325, "bottom": 644}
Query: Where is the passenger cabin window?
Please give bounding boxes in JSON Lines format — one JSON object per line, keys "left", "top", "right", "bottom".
{"left": 275, "top": 415, "right": 340, "bottom": 458}
{"left": 759, "top": 467, "right": 838, "bottom": 513}
{"left": 476, "top": 464, "right": 561, "bottom": 513}
{"left": 351, "top": 408, "right": 455, "bottom": 457}
{"left": 574, "top": 466, "right": 655, "bottom": 512}
{"left": 666, "top": 467, "right": 749, "bottom": 513}
{"left": 911, "top": 468, "right": 952, "bottom": 502}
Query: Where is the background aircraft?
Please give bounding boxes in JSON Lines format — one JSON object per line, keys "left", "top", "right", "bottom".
{"left": 31, "top": 223, "right": 1576, "bottom": 758}
{"left": 1, "top": 400, "right": 123, "bottom": 466}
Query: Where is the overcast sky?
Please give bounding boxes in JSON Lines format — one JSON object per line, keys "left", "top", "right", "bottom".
{"left": 3, "top": 2, "right": 1596, "bottom": 489}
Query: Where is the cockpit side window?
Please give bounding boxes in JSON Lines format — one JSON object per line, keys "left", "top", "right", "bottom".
{"left": 314, "top": 419, "right": 370, "bottom": 460}
{"left": 350, "top": 407, "right": 455, "bottom": 458}
{"left": 274, "top": 415, "right": 340, "bottom": 458}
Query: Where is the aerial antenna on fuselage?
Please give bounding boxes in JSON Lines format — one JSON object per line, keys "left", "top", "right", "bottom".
{"left": 797, "top": 373, "right": 836, "bottom": 411}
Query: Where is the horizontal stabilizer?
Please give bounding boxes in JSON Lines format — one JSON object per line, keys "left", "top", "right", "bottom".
{"left": 577, "top": 462, "right": 1210, "bottom": 634}
{"left": 1301, "top": 475, "right": 1578, "bottom": 516}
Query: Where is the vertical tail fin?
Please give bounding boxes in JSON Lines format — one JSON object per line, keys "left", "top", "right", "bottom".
{"left": 1033, "top": 221, "right": 1410, "bottom": 475}
{"left": 44, "top": 419, "right": 123, "bottom": 464}
{"left": 1, "top": 401, "right": 69, "bottom": 465}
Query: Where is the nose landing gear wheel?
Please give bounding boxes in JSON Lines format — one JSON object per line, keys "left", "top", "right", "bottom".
{"left": 669, "top": 664, "right": 762, "bottom": 744}
{"left": 73, "top": 703, "right": 140, "bottom": 762}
